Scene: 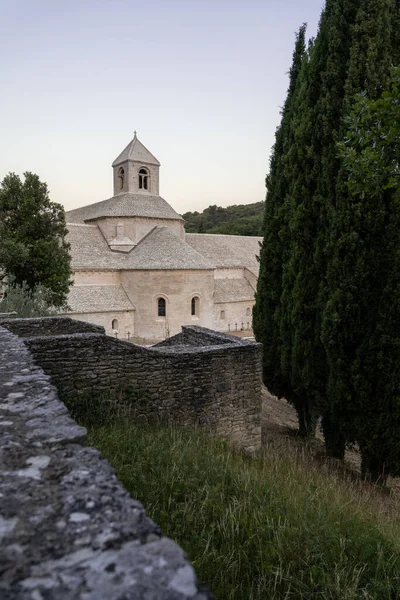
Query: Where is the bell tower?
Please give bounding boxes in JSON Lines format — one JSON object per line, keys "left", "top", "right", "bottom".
{"left": 112, "top": 132, "right": 161, "bottom": 196}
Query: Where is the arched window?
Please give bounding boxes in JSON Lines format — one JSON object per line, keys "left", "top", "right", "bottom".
{"left": 139, "top": 167, "right": 150, "bottom": 191}
{"left": 191, "top": 296, "right": 199, "bottom": 316}
{"left": 117, "top": 167, "right": 124, "bottom": 191}
{"left": 157, "top": 297, "right": 166, "bottom": 317}
{"left": 112, "top": 318, "right": 119, "bottom": 330}
{"left": 220, "top": 310, "right": 225, "bottom": 320}
{"left": 246, "top": 307, "right": 251, "bottom": 317}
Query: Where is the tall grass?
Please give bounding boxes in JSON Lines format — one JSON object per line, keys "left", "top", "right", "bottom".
{"left": 78, "top": 410, "right": 400, "bottom": 600}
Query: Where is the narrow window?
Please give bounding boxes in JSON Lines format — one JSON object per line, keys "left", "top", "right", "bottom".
{"left": 191, "top": 296, "right": 199, "bottom": 316}
{"left": 112, "top": 318, "right": 119, "bottom": 330}
{"left": 139, "top": 167, "right": 150, "bottom": 191}
{"left": 158, "top": 297, "right": 166, "bottom": 317}
{"left": 220, "top": 310, "right": 225, "bottom": 320}
{"left": 117, "top": 167, "right": 124, "bottom": 191}
{"left": 246, "top": 307, "right": 251, "bottom": 317}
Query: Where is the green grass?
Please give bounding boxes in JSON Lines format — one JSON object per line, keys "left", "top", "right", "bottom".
{"left": 82, "top": 419, "right": 400, "bottom": 599}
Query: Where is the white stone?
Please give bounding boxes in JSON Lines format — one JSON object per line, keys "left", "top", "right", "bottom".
{"left": 15, "top": 456, "right": 51, "bottom": 480}
{"left": 69, "top": 512, "right": 90, "bottom": 523}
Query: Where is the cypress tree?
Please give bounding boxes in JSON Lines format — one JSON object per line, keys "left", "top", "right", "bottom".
{"left": 278, "top": 0, "right": 362, "bottom": 443}
{"left": 322, "top": 1, "right": 400, "bottom": 480}
{"left": 253, "top": 25, "right": 308, "bottom": 428}
{"left": 257, "top": 0, "right": 400, "bottom": 469}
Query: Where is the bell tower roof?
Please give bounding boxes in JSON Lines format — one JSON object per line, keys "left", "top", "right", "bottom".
{"left": 112, "top": 133, "right": 161, "bottom": 167}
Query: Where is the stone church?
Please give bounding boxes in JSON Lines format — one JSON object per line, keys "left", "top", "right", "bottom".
{"left": 65, "top": 134, "right": 262, "bottom": 344}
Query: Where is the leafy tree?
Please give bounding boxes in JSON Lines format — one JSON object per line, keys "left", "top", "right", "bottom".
{"left": 0, "top": 172, "right": 71, "bottom": 307}
{"left": 322, "top": 67, "right": 400, "bottom": 481}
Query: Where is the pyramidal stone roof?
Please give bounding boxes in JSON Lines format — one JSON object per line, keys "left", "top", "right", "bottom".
{"left": 65, "top": 193, "right": 183, "bottom": 223}
{"left": 66, "top": 224, "right": 215, "bottom": 271}
{"left": 112, "top": 134, "right": 161, "bottom": 167}
{"left": 122, "top": 226, "right": 215, "bottom": 270}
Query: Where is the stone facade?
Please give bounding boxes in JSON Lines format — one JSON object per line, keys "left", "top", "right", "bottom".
{"left": 121, "top": 269, "right": 215, "bottom": 344}
{"left": 0, "top": 324, "right": 212, "bottom": 599}
{"left": 1, "top": 317, "right": 262, "bottom": 452}
{"left": 64, "top": 134, "right": 262, "bottom": 343}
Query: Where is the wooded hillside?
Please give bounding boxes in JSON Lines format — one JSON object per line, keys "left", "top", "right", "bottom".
{"left": 182, "top": 201, "right": 264, "bottom": 235}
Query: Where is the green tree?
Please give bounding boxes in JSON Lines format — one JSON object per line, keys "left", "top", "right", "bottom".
{"left": 319, "top": 0, "right": 400, "bottom": 459}
{"left": 253, "top": 24, "right": 311, "bottom": 433}
{"left": 182, "top": 201, "right": 264, "bottom": 235}
{"left": 0, "top": 172, "right": 71, "bottom": 307}
{"left": 284, "top": 0, "right": 363, "bottom": 452}
{"left": 255, "top": 0, "right": 400, "bottom": 468}
{"left": 322, "top": 67, "right": 400, "bottom": 481}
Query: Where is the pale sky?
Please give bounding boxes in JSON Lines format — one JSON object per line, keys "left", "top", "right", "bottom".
{"left": 0, "top": 0, "right": 325, "bottom": 215}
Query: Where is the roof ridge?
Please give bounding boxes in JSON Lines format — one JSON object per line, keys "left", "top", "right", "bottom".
{"left": 67, "top": 223, "right": 99, "bottom": 228}
{"left": 132, "top": 226, "right": 159, "bottom": 249}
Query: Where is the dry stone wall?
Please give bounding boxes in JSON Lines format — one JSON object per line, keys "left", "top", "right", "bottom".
{"left": 0, "top": 318, "right": 262, "bottom": 452}
{"left": 0, "top": 325, "right": 211, "bottom": 600}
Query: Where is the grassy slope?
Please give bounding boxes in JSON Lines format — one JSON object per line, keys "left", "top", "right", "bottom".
{"left": 87, "top": 423, "right": 400, "bottom": 600}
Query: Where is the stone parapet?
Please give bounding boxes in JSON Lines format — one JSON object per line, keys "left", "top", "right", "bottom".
{"left": 1, "top": 319, "right": 262, "bottom": 452}
{"left": 0, "top": 326, "right": 211, "bottom": 600}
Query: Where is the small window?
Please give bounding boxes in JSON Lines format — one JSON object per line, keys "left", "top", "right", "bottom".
{"left": 246, "top": 307, "right": 251, "bottom": 317}
{"left": 191, "top": 296, "right": 199, "bottom": 316}
{"left": 157, "top": 297, "right": 166, "bottom": 317}
{"left": 220, "top": 310, "right": 225, "bottom": 320}
{"left": 112, "top": 318, "right": 119, "bottom": 330}
{"left": 139, "top": 167, "right": 150, "bottom": 191}
{"left": 117, "top": 167, "right": 124, "bottom": 191}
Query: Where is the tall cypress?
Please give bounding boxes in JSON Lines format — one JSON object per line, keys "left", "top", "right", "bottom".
{"left": 256, "top": 0, "right": 400, "bottom": 469}
{"left": 253, "top": 25, "right": 308, "bottom": 425}
{"left": 322, "top": 0, "right": 400, "bottom": 480}
{"left": 278, "top": 0, "right": 362, "bottom": 443}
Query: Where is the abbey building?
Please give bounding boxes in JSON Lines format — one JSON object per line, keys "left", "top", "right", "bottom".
{"left": 65, "top": 134, "right": 262, "bottom": 344}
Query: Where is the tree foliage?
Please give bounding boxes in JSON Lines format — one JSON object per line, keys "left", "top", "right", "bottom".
{"left": 0, "top": 172, "right": 71, "bottom": 307}
{"left": 182, "top": 202, "right": 264, "bottom": 235}
{"left": 0, "top": 278, "right": 58, "bottom": 318}
{"left": 322, "top": 67, "right": 400, "bottom": 481}
{"left": 253, "top": 24, "right": 310, "bottom": 431}
{"left": 254, "top": 0, "right": 400, "bottom": 479}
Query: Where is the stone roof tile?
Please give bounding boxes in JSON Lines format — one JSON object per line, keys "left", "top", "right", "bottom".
{"left": 67, "top": 224, "right": 215, "bottom": 271}
{"left": 124, "top": 227, "right": 215, "bottom": 270}
{"left": 112, "top": 134, "right": 160, "bottom": 167}
{"left": 66, "top": 193, "right": 183, "bottom": 223}
{"left": 186, "top": 233, "right": 262, "bottom": 269}
{"left": 66, "top": 224, "right": 123, "bottom": 270}
{"left": 68, "top": 285, "right": 135, "bottom": 313}
{"left": 214, "top": 279, "right": 255, "bottom": 303}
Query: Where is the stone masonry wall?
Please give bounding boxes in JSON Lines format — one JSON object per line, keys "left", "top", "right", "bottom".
{"left": 0, "top": 325, "right": 211, "bottom": 599}
{"left": 0, "top": 316, "right": 104, "bottom": 337}
{"left": 0, "top": 318, "right": 262, "bottom": 452}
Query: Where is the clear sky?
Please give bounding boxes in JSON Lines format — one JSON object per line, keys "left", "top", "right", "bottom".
{"left": 0, "top": 0, "right": 325, "bottom": 214}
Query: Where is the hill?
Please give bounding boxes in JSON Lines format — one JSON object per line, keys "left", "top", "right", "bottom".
{"left": 182, "top": 201, "right": 264, "bottom": 236}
